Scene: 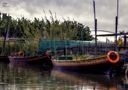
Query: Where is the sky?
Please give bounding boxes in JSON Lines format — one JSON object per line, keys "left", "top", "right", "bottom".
{"left": 0, "top": 0, "right": 127, "bottom": 41}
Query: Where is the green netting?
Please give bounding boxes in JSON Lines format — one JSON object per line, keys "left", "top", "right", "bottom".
{"left": 38, "top": 38, "right": 116, "bottom": 59}
{"left": 38, "top": 38, "right": 95, "bottom": 53}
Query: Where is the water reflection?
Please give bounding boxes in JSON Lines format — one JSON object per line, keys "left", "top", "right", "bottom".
{"left": 0, "top": 63, "right": 127, "bottom": 90}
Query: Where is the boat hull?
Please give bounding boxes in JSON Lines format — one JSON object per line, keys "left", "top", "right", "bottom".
{"left": 53, "top": 59, "right": 124, "bottom": 75}
{"left": 9, "top": 56, "right": 53, "bottom": 70}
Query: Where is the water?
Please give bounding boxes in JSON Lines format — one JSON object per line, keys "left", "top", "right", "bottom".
{"left": 0, "top": 63, "right": 127, "bottom": 90}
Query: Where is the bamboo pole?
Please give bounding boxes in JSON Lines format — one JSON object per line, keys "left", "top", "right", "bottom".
{"left": 115, "top": 0, "right": 119, "bottom": 51}
{"left": 93, "top": 0, "right": 97, "bottom": 56}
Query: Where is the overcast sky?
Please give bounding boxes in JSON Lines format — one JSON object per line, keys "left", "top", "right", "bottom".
{"left": 0, "top": 0, "right": 128, "bottom": 33}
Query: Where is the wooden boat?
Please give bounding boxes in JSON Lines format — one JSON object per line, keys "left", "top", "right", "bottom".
{"left": 9, "top": 54, "right": 53, "bottom": 70}
{"left": 53, "top": 51, "right": 124, "bottom": 75}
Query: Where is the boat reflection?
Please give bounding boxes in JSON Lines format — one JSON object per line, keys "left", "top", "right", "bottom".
{"left": 51, "top": 70, "right": 128, "bottom": 90}
{"left": 0, "top": 63, "right": 127, "bottom": 90}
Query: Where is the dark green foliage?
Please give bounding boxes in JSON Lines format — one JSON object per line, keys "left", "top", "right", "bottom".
{"left": 0, "top": 14, "right": 93, "bottom": 40}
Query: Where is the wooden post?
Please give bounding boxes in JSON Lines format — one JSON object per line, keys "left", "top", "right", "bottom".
{"left": 115, "top": 0, "right": 119, "bottom": 51}
{"left": 124, "top": 33, "right": 126, "bottom": 48}
{"left": 2, "top": 13, "right": 10, "bottom": 55}
{"left": 93, "top": 0, "right": 97, "bottom": 56}
{"left": 95, "top": 19, "right": 97, "bottom": 56}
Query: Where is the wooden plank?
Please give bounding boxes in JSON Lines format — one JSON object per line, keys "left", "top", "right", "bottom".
{"left": 97, "top": 33, "right": 128, "bottom": 37}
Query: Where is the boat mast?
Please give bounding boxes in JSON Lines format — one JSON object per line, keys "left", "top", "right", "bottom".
{"left": 115, "top": 0, "right": 119, "bottom": 50}
{"left": 93, "top": 0, "right": 97, "bottom": 56}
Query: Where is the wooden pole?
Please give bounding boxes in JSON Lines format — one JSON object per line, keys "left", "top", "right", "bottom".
{"left": 2, "top": 14, "right": 10, "bottom": 55}
{"left": 93, "top": 0, "right": 97, "bottom": 56}
{"left": 115, "top": 0, "right": 119, "bottom": 50}
{"left": 124, "top": 34, "right": 126, "bottom": 48}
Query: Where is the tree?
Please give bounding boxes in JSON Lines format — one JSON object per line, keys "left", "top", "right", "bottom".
{"left": 0, "top": 15, "right": 93, "bottom": 41}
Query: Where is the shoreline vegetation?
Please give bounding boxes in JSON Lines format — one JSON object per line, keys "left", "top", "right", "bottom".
{"left": 0, "top": 13, "right": 94, "bottom": 59}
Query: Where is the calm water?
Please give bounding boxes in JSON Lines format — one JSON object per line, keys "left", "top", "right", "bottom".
{"left": 0, "top": 63, "right": 127, "bottom": 90}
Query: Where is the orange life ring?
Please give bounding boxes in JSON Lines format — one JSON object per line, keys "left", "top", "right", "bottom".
{"left": 107, "top": 51, "right": 120, "bottom": 64}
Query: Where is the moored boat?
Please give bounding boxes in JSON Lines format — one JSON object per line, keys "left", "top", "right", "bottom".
{"left": 53, "top": 51, "right": 124, "bottom": 75}
{"left": 9, "top": 53, "right": 53, "bottom": 70}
